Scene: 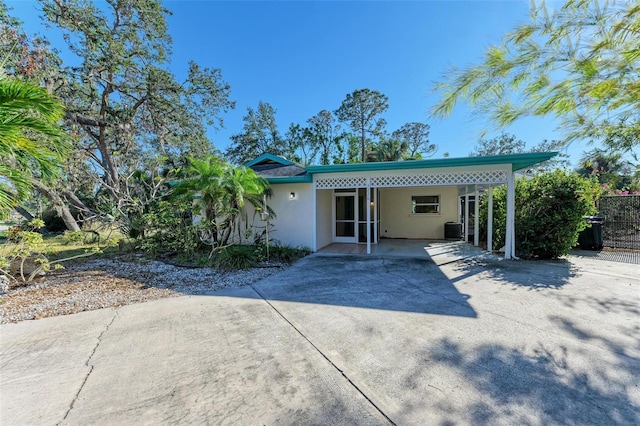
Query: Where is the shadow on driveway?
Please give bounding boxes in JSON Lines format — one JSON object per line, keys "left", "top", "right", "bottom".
{"left": 422, "top": 241, "right": 579, "bottom": 290}
{"left": 424, "top": 333, "right": 640, "bottom": 425}
{"left": 3, "top": 243, "right": 638, "bottom": 425}
{"left": 444, "top": 256, "right": 579, "bottom": 290}
{"left": 246, "top": 247, "right": 638, "bottom": 424}
{"left": 252, "top": 254, "right": 477, "bottom": 318}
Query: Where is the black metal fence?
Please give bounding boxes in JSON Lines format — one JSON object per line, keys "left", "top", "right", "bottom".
{"left": 598, "top": 195, "right": 640, "bottom": 250}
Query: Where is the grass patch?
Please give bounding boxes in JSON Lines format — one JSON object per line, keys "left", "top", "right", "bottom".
{"left": 1, "top": 224, "right": 125, "bottom": 283}
{"left": 39, "top": 232, "right": 122, "bottom": 262}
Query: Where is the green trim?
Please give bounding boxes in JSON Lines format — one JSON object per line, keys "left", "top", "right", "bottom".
{"left": 244, "top": 153, "right": 295, "bottom": 167}
{"left": 265, "top": 175, "right": 312, "bottom": 184}
{"left": 250, "top": 152, "right": 558, "bottom": 185}
{"left": 306, "top": 152, "right": 558, "bottom": 173}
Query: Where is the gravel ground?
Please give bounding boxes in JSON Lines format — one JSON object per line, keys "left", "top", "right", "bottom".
{"left": 0, "top": 256, "right": 286, "bottom": 324}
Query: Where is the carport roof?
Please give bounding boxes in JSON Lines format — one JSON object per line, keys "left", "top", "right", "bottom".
{"left": 306, "top": 152, "right": 558, "bottom": 173}
{"left": 248, "top": 152, "right": 558, "bottom": 184}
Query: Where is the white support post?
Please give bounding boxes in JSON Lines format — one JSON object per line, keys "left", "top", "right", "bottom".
{"left": 312, "top": 179, "right": 317, "bottom": 252}
{"left": 464, "top": 193, "right": 470, "bottom": 243}
{"left": 505, "top": 170, "right": 515, "bottom": 259}
{"left": 474, "top": 185, "right": 480, "bottom": 247}
{"left": 366, "top": 177, "right": 371, "bottom": 254}
{"left": 487, "top": 185, "right": 494, "bottom": 252}
{"left": 373, "top": 187, "right": 378, "bottom": 244}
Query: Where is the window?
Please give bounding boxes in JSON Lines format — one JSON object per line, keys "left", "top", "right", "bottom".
{"left": 411, "top": 195, "right": 440, "bottom": 214}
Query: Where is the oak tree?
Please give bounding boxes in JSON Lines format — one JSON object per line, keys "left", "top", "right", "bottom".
{"left": 2, "top": 0, "right": 234, "bottom": 230}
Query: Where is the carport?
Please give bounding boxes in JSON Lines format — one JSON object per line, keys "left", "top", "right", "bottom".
{"left": 248, "top": 152, "right": 558, "bottom": 259}
{"left": 308, "top": 153, "right": 557, "bottom": 258}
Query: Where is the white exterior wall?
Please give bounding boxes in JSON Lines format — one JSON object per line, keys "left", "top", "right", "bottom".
{"left": 315, "top": 189, "right": 333, "bottom": 250}
{"left": 262, "top": 183, "right": 314, "bottom": 248}
{"left": 379, "top": 186, "right": 459, "bottom": 239}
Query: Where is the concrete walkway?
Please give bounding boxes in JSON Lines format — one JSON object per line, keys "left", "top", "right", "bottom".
{"left": 2, "top": 245, "right": 639, "bottom": 425}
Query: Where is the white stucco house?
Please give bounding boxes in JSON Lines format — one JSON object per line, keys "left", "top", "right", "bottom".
{"left": 245, "top": 152, "right": 557, "bottom": 259}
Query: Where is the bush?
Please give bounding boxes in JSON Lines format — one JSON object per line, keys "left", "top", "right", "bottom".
{"left": 133, "top": 200, "right": 202, "bottom": 256}
{"left": 479, "top": 170, "right": 601, "bottom": 259}
{"left": 1, "top": 219, "right": 48, "bottom": 282}
{"left": 211, "top": 244, "right": 311, "bottom": 271}
{"left": 62, "top": 231, "right": 85, "bottom": 245}
{"left": 214, "top": 245, "right": 258, "bottom": 270}
{"left": 5, "top": 225, "right": 23, "bottom": 242}
{"left": 1, "top": 218, "right": 102, "bottom": 283}
{"left": 264, "top": 245, "right": 312, "bottom": 263}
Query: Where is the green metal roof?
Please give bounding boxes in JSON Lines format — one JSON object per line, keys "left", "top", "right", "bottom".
{"left": 264, "top": 175, "right": 312, "bottom": 184}
{"left": 253, "top": 152, "right": 558, "bottom": 185}
{"left": 305, "top": 152, "right": 558, "bottom": 174}
{"left": 244, "top": 153, "right": 295, "bottom": 167}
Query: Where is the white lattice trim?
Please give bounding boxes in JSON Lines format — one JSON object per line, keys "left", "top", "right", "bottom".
{"left": 315, "top": 176, "right": 368, "bottom": 189}
{"left": 315, "top": 171, "right": 507, "bottom": 189}
{"left": 372, "top": 170, "right": 507, "bottom": 187}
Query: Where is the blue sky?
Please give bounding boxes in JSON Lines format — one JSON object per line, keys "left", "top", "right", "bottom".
{"left": 9, "top": 0, "right": 594, "bottom": 166}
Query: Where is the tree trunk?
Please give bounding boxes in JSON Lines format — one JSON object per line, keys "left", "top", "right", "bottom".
{"left": 32, "top": 180, "right": 81, "bottom": 231}
{"left": 14, "top": 205, "right": 35, "bottom": 221}
{"left": 361, "top": 128, "right": 366, "bottom": 163}
{"left": 97, "top": 80, "right": 122, "bottom": 202}
{"left": 220, "top": 221, "right": 233, "bottom": 247}
{"left": 206, "top": 208, "right": 219, "bottom": 244}
{"left": 62, "top": 190, "right": 97, "bottom": 218}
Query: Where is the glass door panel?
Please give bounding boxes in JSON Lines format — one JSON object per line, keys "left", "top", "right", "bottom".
{"left": 334, "top": 194, "right": 356, "bottom": 242}
{"left": 357, "top": 188, "right": 377, "bottom": 243}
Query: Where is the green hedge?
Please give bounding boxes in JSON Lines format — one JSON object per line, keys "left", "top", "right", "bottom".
{"left": 479, "top": 170, "right": 601, "bottom": 259}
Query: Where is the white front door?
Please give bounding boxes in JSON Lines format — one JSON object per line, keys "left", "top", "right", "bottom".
{"left": 334, "top": 193, "right": 357, "bottom": 243}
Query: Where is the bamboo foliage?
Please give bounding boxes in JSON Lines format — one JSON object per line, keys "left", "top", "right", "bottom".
{"left": 432, "top": 0, "right": 640, "bottom": 152}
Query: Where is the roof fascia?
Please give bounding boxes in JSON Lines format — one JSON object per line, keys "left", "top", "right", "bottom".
{"left": 305, "top": 152, "right": 558, "bottom": 174}
{"left": 265, "top": 175, "right": 312, "bottom": 184}
{"left": 244, "top": 153, "right": 296, "bottom": 167}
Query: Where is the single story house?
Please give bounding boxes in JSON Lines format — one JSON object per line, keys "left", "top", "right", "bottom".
{"left": 246, "top": 152, "right": 557, "bottom": 259}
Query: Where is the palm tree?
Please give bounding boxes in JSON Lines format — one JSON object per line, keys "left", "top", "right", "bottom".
{"left": 0, "top": 75, "right": 68, "bottom": 214}
{"left": 577, "top": 149, "right": 634, "bottom": 191}
{"left": 375, "top": 139, "right": 409, "bottom": 162}
{"left": 172, "top": 155, "right": 271, "bottom": 247}
{"left": 172, "top": 155, "right": 227, "bottom": 244}
{"left": 217, "top": 165, "right": 270, "bottom": 246}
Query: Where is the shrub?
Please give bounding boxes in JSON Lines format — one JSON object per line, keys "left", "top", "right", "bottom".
{"left": 479, "top": 170, "right": 601, "bottom": 259}
{"left": 133, "top": 200, "right": 202, "bottom": 256}
{"left": 214, "top": 245, "right": 258, "bottom": 270}
{"left": 62, "top": 231, "right": 85, "bottom": 245}
{"left": 1, "top": 220, "right": 48, "bottom": 282}
{"left": 265, "top": 245, "right": 312, "bottom": 263}
{"left": 5, "top": 225, "right": 23, "bottom": 242}
{"left": 1, "top": 219, "right": 101, "bottom": 283}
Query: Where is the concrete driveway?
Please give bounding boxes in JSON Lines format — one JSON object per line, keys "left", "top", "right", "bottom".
{"left": 2, "top": 243, "right": 639, "bottom": 425}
